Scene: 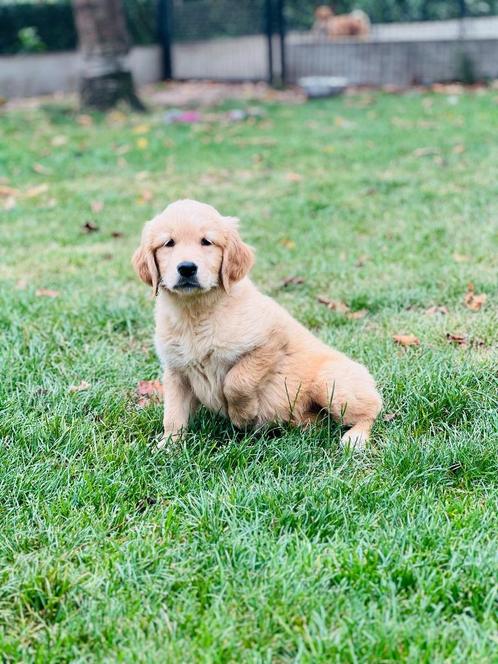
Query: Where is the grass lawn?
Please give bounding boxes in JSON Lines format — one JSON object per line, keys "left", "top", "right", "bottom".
{"left": 1, "top": 87, "right": 497, "bottom": 662}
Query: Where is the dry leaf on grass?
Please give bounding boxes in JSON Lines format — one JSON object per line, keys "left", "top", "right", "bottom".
{"left": 285, "top": 172, "right": 302, "bottom": 182}
{"left": 77, "top": 114, "right": 93, "bottom": 127}
{"left": 446, "top": 332, "right": 467, "bottom": 346}
{"left": 425, "top": 305, "right": 448, "bottom": 316}
{"left": 137, "top": 190, "right": 153, "bottom": 204}
{"left": 0, "top": 185, "right": 19, "bottom": 197}
{"left": 281, "top": 276, "right": 305, "bottom": 288}
{"left": 413, "top": 147, "right": 439, "bottom": 158}
{"left": 347, "top": 309, "right": 369, "bottom": 320}
{"left": 69, "top": 380, "right": 90, "bottom": 393}
{"left": 463, "top": 283, "right": 486, "bottom": 312}
{"left": 51, "top": 135, "right": 68, "bottom": 147}
{"left": 36, "top": 288, "right": 59, "bottom": 298}
{"left": 452, "top": 143, "right": 465, "bottom": 154}
{"left": 280, "top": 238, "right": 296, "bottom": 250}
{"left": 318, "top": 296, "right": 350, "bottom": 314}
{"left": 453, "top": 252, "right": 470, "bottom": 263}
{"left": 111, "top": 231, "right": 124, "bottom": 239}
{"left": 393, "top": 334, "right": 420, "bottom": 347}
{"left": 3, "top": 196, "right": 16, "bottom": 210}
{"left": 383, "top": 412, "right": 396, "bottom": 422}
{"left": 91, "top": 200, "right": 104, "bottom": 214}
{"left": 82, "top": 221, "right": 99, "bottom": 233}
{"left": 33, "top": 163, "right": 51, "bottom": 175}
{"left": 132, "top": 124, "right": 151, "bottom": 134}
{"left": 26, "top": 183, "right": 49, "bottom": 198}
{"left": 136, "top": 380, "right": 163, "bottom": 407}
{"left": 355, "top": 255, "right": 369, "bottom": 267}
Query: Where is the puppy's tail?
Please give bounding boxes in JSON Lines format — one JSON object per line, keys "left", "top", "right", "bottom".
{"left": 352, "top": 9, "right": 371, "bottom": 27}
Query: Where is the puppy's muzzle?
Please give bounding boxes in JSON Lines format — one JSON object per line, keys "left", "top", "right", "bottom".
{"left": 175, "top": 261, "right": 201, "bottom": 290}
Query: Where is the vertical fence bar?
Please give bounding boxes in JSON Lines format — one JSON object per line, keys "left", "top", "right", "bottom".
{"left": 276, "top": 0, "right": 286, "bottom": 85}
{"left": 157, "top": 0, "right": 173, "bottom": 80}
{"left": 265, "top": 0, "right": 274, "bottom": 85}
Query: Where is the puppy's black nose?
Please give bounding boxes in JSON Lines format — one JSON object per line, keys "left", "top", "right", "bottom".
{"left": 177, "top": 261, "right": 198, "bottom": 278}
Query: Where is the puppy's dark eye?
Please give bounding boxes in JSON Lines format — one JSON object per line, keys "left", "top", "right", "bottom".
{"left": 164, "top": 239, "right": 175, "bottom": 247}
{"left": 201, "top": 238, "right": 212, "bottom": 246}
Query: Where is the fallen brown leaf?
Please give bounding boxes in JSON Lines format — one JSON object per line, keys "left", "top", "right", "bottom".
{"left": 137, "top": 190, "right": 153, "bottom": 204}
{"left": 36, "top": 288, "right": 59, "bottom": 298}
{"left": 111, "top": 231, "right": 124, "bottom": 239}
{"left": 463, "top": 283, "right": 486, "bottom": 312}
{"left": 136, "top": 137, "right": 149, "bottom": 150}
{"left": 355, "top": 255, "right": 369, "bottom": 267}
{"left": 280, "top": 238, "right": 296, "bottom": 250}
{"left": 91, "top": 200, "right": 104, "bottom": 214}
{"left": 347, "top": 309, "right": 369, "bottom": 320}
{"left": 33, "top": 163, "right": 50, "bottom": 175}
{"left": 69, "top": 380, "right": 90, "bottom": 393}
{"left": 453, "top": 252, "right": 470, "bottom": 263}
{"left": 446, "top": 332, "right": 467, "bottom": 346}
{"left": 77, "top": 114, "right": 93, "bottom": 127}
{"left": 285, "top": 172, "right": 302, "bottom": 182}
{"left": 425, "top": 305, "right": 448, "bottom": 316}
{"left": 383, "top": 412, "right": 396, "bottom": 422}
{"left": 393, "top": 334, "right": 420, "bottom": 347}
{"left": 281, "top": 276, "right": 305, "bottom": 288}
{"left": 82, "top": 221, "right": 99, "bottom": 233}
{"left": 26, "top": 183, "right": 49, "bottom": 198}
{"left": 3, "top": 196, "right": 16, "bottom": 210}
{"left": 318, "top": 296, "right": 350, "bottom": 314}
{"left": 0, "top": 185, "right": 19, "bottom": 197}
{"left": 132, "top": 123, "right": 151, "bottom": 134}
{"left": 136, "top": 380, "right": 163, "bottom": 407}
{"left": 413, "top": 147, "right": 439, "bottom": 158}
{"left": 51, "top": 135, "right": 68, "bottom": 147}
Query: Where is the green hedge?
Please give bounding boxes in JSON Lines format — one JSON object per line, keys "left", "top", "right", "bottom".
{"left": 1, "top": 0, "right": 497, "bottom": 55}
{"left": 0, "top": 0, "right": 156, "bottom": 55}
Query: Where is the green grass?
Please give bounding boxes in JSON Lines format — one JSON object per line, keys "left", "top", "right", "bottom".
{"left": 1, "top": 88, "right": 497, "bottom": 662}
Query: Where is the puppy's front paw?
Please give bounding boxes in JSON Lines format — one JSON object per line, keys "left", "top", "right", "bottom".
{"left": 340, "top": 428, "right": 368, "bottom": 452}
{"left": 156, "top": 428, "right": 183, "bottom": 452}
{"left": 228, "top": 399, "right": 258, "bottom": 429}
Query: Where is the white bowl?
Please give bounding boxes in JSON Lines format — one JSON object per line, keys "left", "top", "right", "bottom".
{"left": 298, "top": 76, "right": 348, "bottom": 98}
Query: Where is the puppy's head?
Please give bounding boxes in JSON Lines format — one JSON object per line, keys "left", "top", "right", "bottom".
{"left": 132, "top": 199, "right": 254, "bottom": 297}
{"left": 315, "top": 5, "right": 333, "bottom": 20}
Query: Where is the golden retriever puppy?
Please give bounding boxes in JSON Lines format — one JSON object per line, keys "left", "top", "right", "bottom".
{"left": 313, "top": 5, "right": 370, "bottom": 39}
{"left": 133, "top": 200, "right": 382, "bottom": 450}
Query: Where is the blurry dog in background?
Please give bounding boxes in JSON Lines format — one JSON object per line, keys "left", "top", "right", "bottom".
{"left": 313, "top": 5, "right": 370, "bottom": 39}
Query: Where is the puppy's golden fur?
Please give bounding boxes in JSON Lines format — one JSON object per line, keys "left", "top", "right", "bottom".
{"left": 313, "top": 5, "right": 370, "bottom": 39}
{"left": 133, "top": 200, "right": 381, "bottom": 450}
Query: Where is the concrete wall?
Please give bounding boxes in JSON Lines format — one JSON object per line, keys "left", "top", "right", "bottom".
{"left": 0, "top": 46, "right": 162, "bottom": 98}
{"left": 1, "top": 29, "right": 498, "bottom": 98}
{"left": 0, "top": 36, "right": 275, "bottom": 98}
{"left": 172, "top": 34, "right": 276, "bottom": 81}
{"left": 286, "top": 38, "right": 498, "bottom": 86}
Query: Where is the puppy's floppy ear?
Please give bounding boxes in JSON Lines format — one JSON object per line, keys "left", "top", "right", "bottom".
{"left": 221, "top": 218, "right": 254, "bottom": 294}
{"left": 132, "top": 243, "right": 159, "bottom": 296}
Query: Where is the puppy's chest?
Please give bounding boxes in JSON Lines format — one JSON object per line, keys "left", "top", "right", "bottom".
{"left": 159, "top": 318, "right": 241, "bottom": 406}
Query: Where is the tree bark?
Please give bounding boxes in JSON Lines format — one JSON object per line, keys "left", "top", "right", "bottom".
{"left": 72, "top": 0, "right": 145, "bottom": 111}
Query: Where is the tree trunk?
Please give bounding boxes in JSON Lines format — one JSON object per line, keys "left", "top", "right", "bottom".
{"left": 72, "top": 0, "right": 145, "bottom": 111}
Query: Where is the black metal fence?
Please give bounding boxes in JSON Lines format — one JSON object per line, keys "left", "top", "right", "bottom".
{"left": 1, "top": 0, "right": 497, "bottom": 87}
{"left": 157, "top": 0, "right": 498, "bottom": 86}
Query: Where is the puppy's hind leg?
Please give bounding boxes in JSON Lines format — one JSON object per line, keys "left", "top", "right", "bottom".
{"left": 312, "top": 357, "right": 382, "bottom": 451}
